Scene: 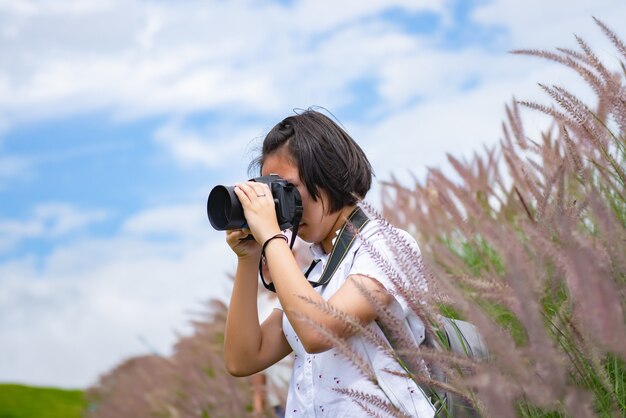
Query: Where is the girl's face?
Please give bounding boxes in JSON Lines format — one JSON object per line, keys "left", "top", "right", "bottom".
{"left": 261, "top": 148, "right": 337, "bottom": 245}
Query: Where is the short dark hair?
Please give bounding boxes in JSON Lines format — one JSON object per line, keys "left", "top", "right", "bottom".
{"left": 249, "top": 109, "right": 373, "bottom": 213}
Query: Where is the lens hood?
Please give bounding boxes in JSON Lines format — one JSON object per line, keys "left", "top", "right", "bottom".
{"left": 206, "top": 185, "right": 246, "bottom": 230}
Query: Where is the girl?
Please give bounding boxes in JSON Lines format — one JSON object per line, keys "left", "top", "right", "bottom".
{"left": 223, "top": 110, "right": 434, "bottom": 417}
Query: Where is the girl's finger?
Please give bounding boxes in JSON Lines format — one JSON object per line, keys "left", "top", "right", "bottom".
{"left": 233, "top": 185, "right": 252, "bottom": 207}
{"left": 227, "top": 228, "right": 246, "bottom": 237}
{"left": 245, "top": 181, "right": 272, "bottom": 199}
{"left": 226, "top": 229, "right": 246, "bottom": 241}
{"left": 237, "top": 183, "right": 260, "bottom": 202}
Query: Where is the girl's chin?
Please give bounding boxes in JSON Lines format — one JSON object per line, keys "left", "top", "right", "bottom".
{"left": 296, "top": 225, "right": 313, "bottom": 243}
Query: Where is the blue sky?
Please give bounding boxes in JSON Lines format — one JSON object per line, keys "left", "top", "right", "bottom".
{"left": 1, "top": 0, "right": 624, "bottom": 388}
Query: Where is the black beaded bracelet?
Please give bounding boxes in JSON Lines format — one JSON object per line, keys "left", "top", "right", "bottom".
{"left": 261, "top": 233, "right": 288, "bottom": 256}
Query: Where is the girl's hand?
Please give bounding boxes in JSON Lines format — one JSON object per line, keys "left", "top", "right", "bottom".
{"left": 233, "top": 181, "right": 282, "bottom": 245}
{"left": 226, "top": 228, "right": 261, "bottom": 260}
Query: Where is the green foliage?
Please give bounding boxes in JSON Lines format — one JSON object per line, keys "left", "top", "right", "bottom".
{"left": 438, "top": 302, "right": 463, "bottom": 320}
{"left": 515, "top": 400, "right": 565, "bottom": 418}
{"left": 441, "top": 234, "right": 505, "bottom": 276}
{"left": 381, "top": 17, "right": 626, "bottom": 418}
{"left": 0, "top": 384, "right": 86, "bottom": 418}
{"left": 459, "top": 237, "right": 506, "bottom": 277}
{"left": 204, "top": 366, "right": 216, "bottom": 378}
{"left": 479, "top": 301, "right": 528, "bottom": 346}
{"left": 604, "top": 355, "right": 626, "bottom": 414}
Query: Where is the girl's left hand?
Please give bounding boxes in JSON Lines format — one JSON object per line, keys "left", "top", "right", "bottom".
{"left": 233, "top": 181, "right": 282, "bottom": 244}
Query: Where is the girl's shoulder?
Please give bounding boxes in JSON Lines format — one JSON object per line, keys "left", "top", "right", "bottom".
{"left": 357, "top": 219, "right": 420, "bottom": 253}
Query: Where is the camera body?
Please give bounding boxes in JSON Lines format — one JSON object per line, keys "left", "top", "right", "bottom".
{"left": 207, "top": 174, "right": 302, "bottom": 231}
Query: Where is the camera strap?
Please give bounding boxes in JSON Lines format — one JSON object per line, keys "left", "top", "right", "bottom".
{"left": 260, "top": 206, "right": 370, "bottom": 293}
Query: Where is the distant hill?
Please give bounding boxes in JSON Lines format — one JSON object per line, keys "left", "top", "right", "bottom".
{"left": 0, "top": 384, "right": 86, "bottom": 418}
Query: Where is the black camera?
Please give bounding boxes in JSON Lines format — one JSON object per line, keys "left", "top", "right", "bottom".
{"left": 207, "top": 174, "right": 302, "bottom": 231}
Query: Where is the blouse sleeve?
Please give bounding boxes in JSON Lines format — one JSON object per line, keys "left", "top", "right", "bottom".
{"left": 347, "top": 223, "right": 426, "bottom": 311}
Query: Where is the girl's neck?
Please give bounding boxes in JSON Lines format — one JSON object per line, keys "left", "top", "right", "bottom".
{"left": 320, "top": 205, "right": 357, "bottom": 254}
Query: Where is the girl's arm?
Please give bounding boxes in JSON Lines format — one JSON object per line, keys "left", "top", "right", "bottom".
{"left": 264, "top": 238, "right": 391, "bottom": 353}
{"left": 223, "top": 230, "right": 292, "bottom": 377}
{"left": 233, "top": 182, "right": 391, "bottom": 354}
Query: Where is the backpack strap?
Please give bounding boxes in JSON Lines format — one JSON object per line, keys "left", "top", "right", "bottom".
{"left": 442, "top": 317, "right": 489, "bottom": 360}
{"left": 262, "top": 206, "right": 369, "bottom": 292}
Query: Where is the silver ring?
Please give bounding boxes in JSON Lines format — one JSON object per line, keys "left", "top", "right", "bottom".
{"left": 257, "top": 194, "right": 266, "bottom": 197}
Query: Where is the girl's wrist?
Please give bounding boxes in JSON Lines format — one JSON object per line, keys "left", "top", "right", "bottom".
{"left": 237, "top": 251, "right": 261, "bottom": 263}
{"left": 261, "top": 233, "right": 288, "bottom": 256}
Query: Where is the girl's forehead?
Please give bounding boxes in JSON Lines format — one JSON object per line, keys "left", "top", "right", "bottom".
{"left": 261, "top": 151, "right": 299, "bottom": 182}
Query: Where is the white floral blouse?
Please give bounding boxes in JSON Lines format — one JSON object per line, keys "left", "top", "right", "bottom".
{"left": 280, "top": 220, "right": 435, "bottom": 418}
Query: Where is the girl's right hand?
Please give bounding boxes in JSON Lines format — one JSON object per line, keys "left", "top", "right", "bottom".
{"left": 226, "top": 228, "right": 262, "bottom": 260}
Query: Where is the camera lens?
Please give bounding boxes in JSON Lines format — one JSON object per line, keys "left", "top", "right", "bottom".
{"left": 207, "top": 185, "right": 246, "bottom": 230}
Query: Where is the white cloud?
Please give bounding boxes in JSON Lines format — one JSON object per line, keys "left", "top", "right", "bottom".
{"left": 0, "top": 0, "right": 622, "bottom": 129}
{"left": 122, "top": 205, "right": 205, "bottom": 237}
{"left": 472, "top": 0, "right": 626, "bottom": 53}
{"left": 0, "top": 203, "right": 236, "bottom": 388}
{"left": 0, "top": 155, "right": 31, "bottom": 191}
{"left": 153, "top": 118, "right": 266, "bottom": 169}
{"left": 0, "top": 0, "right": 446, "bottom": 124}
{"left": 356, "top": 46, "right": 600, "bottom": 183}
{"left": 34, "top": 204, "right": 108, "bottom": 236}
{"left": 2, "top": 0, "right": 626, "bottom": 390}
{"left": 347, "top": 3, "right": 625, "bottom": 185}
{"left": 0, "top": 203, "right": 108, "bottom": 252}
